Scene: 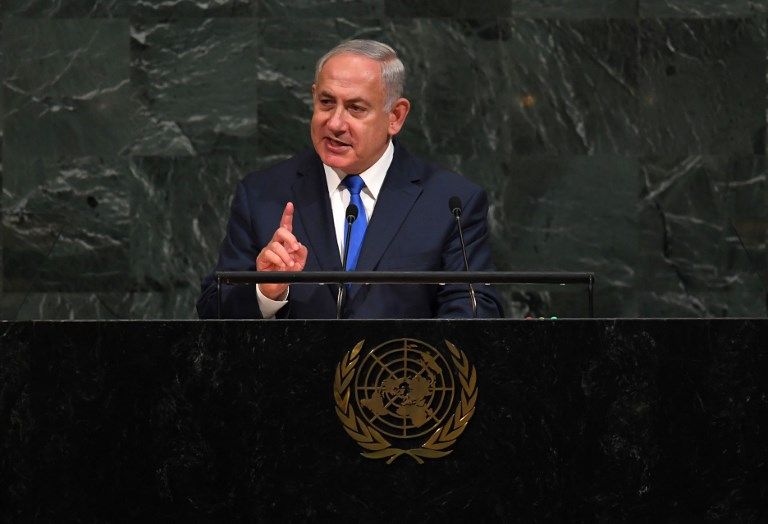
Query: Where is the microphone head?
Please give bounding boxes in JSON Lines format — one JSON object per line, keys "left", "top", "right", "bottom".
{"left": 448, "top": 196, "right": 462, "bottom": 217}
{"left": 346, "top": 203, "right": 358, "bottom": 223}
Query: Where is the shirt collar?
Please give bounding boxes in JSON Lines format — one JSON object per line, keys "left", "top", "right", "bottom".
{"left": 323, "top": 140, "right": 394, "bottom": 200}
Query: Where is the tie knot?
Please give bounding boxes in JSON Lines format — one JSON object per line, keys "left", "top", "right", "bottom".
{"left": 342, "top": 174, "right": 365, "bottom": 195}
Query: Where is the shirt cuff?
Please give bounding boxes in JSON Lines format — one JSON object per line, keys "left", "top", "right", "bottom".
{"left": 256, "top": 285, "right": 289, "bottom": 319}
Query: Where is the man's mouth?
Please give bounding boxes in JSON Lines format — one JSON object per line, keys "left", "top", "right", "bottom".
{"left": 326, "top": 137, "right": 351, "bottom": 149}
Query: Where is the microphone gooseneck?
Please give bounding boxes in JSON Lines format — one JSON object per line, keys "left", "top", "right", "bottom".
{"left": 337, "top": 203, "right": 358, "bottom": 319}
{"left": 448, "top": 196, "right": 477, "bottom": 318}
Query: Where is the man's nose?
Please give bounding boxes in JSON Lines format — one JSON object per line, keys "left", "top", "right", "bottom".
{"left": 327, "top": 107, "right": 347, "bottom": 132}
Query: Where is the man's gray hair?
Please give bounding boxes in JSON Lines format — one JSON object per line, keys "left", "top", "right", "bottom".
{"left": 315, "top": 39, "right": 405, "bottom": 111}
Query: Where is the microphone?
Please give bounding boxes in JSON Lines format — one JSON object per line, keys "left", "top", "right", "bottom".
{"left": 448, "top": 196, "right": 477, "bottom": 318}
{"left": 337, "top": 204, "right": 358, "bottom": 319}
{"left": 449, "top": 196, "right": 462, "bottom": 218}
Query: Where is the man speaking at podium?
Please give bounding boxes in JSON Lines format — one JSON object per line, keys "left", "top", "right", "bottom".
{"left": 197, "top": 40, "right": 502, "bottom": 319}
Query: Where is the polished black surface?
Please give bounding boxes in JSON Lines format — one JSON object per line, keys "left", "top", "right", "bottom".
{"left": 1, "top": 319, "right": 766, "bottom": 520}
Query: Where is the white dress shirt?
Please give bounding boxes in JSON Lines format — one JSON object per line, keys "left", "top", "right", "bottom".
{"left": 257, "top": 141, "right": 395, "bottom": 318}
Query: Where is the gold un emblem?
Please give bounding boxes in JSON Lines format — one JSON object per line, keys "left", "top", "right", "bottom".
{"left": 333, "top": 338, "right": 478, "bottom": 464}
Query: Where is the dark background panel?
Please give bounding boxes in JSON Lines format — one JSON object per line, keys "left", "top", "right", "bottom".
{"left": 129, "top": 17, "right": 261, "bottom": 158}
{"left": 1, "top": 319, "right": 766, "bottom": 519}
{"left": 0, "top": 16, "right": 4, "bottom": 302}
{"left": 637, "top": 18, "right": 766, "bottom": 156}
{"left": 638, "top": 155, "right": 767, "bottom": 316}
{"left": 640, "top": 0, "right": 754, "bottom": 17}
{"left": 262, "top": 0, "right": 383, "bottom": 18}
{"left": 385, "top": 0, "right": 512, "bottom": 18}
{"left": 501, "top": 18, "right": 640, "bottom": 156}
{"left": 0, "top": 3, "right": 766, "bottom": 318}
{"left": 513, "top": 0, "right": 638, "bottom": 18}
{"left": 128, "top": 156, "right": 246, "bottom": 299}
{"left": 498, "top": 155, "right": 640, "bottom": 317}
{"left": 0, "top": 0, "right": 133, "bottom": 17}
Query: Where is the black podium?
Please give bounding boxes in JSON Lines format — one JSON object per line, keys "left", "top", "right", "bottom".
{"left": 1, "top": 319, "right": 767, "bottom": 520}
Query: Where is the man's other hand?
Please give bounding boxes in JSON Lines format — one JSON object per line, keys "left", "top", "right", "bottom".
{"left": 256, "top": 202, "right": 308, "bottom": 300}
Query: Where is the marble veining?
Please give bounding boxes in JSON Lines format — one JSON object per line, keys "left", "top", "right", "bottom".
{"left": 0, "top": 2, "right": 766, "bottom": 319}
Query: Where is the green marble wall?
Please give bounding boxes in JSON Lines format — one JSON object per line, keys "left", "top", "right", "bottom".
{"left": 1, "top": 1, "right": 766, "bottom": 319}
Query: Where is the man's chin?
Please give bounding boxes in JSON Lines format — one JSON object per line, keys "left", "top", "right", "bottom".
{"left": 318, "top": 151, "right": 357, "bottom": 172}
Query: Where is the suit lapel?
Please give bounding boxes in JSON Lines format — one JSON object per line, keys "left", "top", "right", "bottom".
{"left": 292, "top": 154, "right": 342, "bottom": 272}
{"left": 355, "top": 144, "right": 422, "bottom": 272}
{"left": 292, "top": 144, "right": 422, "bottom": 313}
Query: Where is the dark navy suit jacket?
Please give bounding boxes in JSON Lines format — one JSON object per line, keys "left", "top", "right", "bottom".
{"left": 197, "top": 142, "right": 502, "bottom": 319}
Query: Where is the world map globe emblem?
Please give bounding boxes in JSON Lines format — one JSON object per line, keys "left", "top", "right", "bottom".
{"left": 354, "top": 338, "right": 456, "bottom": 440}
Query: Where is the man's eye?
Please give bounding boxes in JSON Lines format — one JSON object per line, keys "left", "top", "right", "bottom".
{"left": 320, "top": 99, "right": 333, "bottom": 106}
{"left": 350, "top": 105, "right": 365, "bottom": 113}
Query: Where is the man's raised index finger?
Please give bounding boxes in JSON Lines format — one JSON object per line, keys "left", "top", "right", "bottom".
{"left": 280, "top": 202, "right": 294, "bottom": 232}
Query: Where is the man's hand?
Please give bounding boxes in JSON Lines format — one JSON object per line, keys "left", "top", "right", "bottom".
{"left": 256, "top": 202, "right": 308, "bottom": 300}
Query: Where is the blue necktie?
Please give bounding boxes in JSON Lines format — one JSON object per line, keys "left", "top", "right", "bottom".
{"left": 342, "top": 175, "right": 368, "bottom": 271}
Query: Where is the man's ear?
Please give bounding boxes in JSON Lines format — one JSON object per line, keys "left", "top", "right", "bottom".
{"left": 388, "top": 98, "right": 411, "bottom": 136}
{"left": 311, "top": 83, "right": 316, "bottom": 98}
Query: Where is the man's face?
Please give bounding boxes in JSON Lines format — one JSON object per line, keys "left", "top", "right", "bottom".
{"left": 311, "top": 53, "right": 407, "bottom": 174}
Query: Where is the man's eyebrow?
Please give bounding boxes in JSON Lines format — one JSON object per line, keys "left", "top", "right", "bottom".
{"left": 344, "top": 96, "right": 371, "bottom": 107}
{"left": 345, "top": 98, "right": 371, "bottom": 106}
{"left": 317, "top": 90, "right": 371, "bottom": 106}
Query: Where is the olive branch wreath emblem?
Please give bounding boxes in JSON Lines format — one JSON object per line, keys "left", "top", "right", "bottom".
{"left": 333, "top": 339, "right": 478, "bottom": 464}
